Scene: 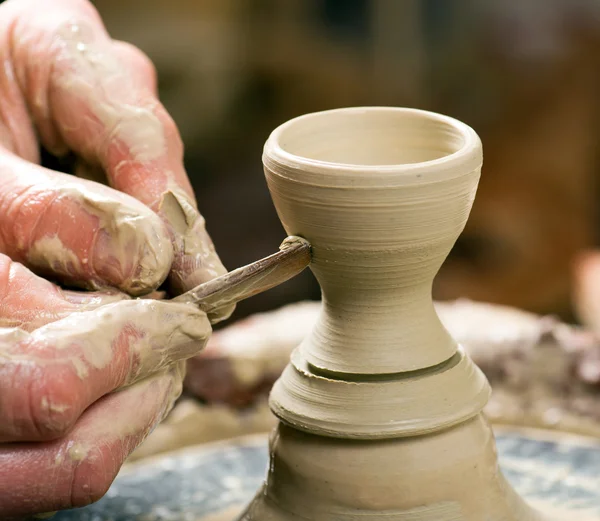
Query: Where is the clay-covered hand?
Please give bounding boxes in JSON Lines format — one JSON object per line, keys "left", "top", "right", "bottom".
{"left": 0, "top": 255, "right": 211, "bottom": 518}
{"left": 0, "top": 0, "right": 225, "bottom": 516}
{"left": 0, "top": 0, "right": 230, "bottom": 311}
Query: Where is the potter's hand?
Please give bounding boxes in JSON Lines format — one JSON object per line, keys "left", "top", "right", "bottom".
{"left": 0, "top": 0, "right": 221, "bottom": 516}
{"left": 0, "top": 255, "right": 211, "bottom": 518}
{"left": 0, "top": 0, "right": 230, "bottom": 311}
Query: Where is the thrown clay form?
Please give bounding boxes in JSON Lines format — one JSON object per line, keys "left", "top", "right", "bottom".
{"left": 238, "top": 108, "right": 546, "bottom": 520}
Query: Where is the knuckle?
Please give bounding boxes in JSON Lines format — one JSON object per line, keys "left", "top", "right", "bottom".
{"left": 130, "top": 46, "right": 157, "bottom": 82}
{"left": 112, "top": 40, "right": 158, "bottom": 91}
{"left": 158, "top": 108, "right": 182, "bottom": 146}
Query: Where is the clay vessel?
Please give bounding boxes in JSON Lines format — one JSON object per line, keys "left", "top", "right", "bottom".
{"left": 238, "top": 108, "right": 546, "bottom": 520}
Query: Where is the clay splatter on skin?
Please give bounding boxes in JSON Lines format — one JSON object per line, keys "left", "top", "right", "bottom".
{"left": 9, "top": 13, "right": 232, "bottom": 303}
{"left": 67, "top": 441, "right": 87, "bottom": 462}
{"left": 54, "top": 22, "right": 166, "bottom": 163}
{"left": 0, "top": 327, "right": 29, "bottom": 344}
{"left": 52, "top": 26, "right": 232, "bottom": 298}
{"left": 0, "top": 4, "right": 236, "bottom": 513}
{"left": 24, "top": 299, "right": 211, "bottom": 378}
{"left": 28, "top": 235, "right": 82, "bottom": 276}
{"left": 0, "top": 300, "right": 210, "bottom": 426}
{"left": 23, "top": 180, "right": 174, "bottom": 295}
{"left": 40, "top": 397, "right": 70, "bottom": 415}
{"left": 78, "top": 368, "right": 184, "bottom": 445}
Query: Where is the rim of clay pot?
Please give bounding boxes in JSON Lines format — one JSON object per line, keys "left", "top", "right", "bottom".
{"left": 263, "top": 107, "right": 482, "bottom": 185}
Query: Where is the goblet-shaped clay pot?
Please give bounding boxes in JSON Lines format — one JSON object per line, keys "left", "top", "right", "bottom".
{"left": 239, "top": 108, "right": 545, "bottom": 521}
{"left": 263, "top": 107, "right": 481, "bottom": 375}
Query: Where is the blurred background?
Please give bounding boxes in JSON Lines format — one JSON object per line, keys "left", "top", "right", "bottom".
{"left": 93, "top": 0, "right": 600, "bottom": 322}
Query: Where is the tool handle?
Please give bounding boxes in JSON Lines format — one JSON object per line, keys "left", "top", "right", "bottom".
{"left": 172, "top": 236, "right": 311, "bottom": 318}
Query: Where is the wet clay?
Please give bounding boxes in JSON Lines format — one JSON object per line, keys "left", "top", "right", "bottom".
{"left": 239, "top": 108, "right": 547, "bottom": 520}
{"left": 54, "top": 21, "right": 166, "bottom": 163}
{"left": 30, "top": 299, "right": 208, "bottom": 377}
{"left": 38, "top": 19, "right": 230, "bottom": 302}
{"left": 22, "top": 175, "right": 174, "bottom": 295}
{"left": 0, "top": 299, "right": 210, "bottom": 420}
{"left": 159, "top": 189, "right": 222, "bottom": 278}
{"left": 240, "top": 419, "right": 543, "bottom": 521}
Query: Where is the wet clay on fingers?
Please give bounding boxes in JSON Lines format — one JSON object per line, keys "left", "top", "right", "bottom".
{"left": 0, "top": 298, "right": 210, "bottom": 443}
{"left": 0, "top": 2, "right": 231, "bottom": 304}
{"left": 239, "top": 108, "right": 547, "bottom": 520}
{"left": 0, "top": 154, "right": 174, "bottom": 295}
{"left": 158, "top": 190, "right": 232, "bottom": 318}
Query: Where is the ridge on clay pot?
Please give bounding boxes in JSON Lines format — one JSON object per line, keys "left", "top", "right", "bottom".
{"left": 238, "top": 108, "right": 547, "bottom": 521}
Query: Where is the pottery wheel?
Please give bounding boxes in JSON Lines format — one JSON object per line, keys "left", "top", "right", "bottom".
{"left": 52, "top": 428, "right": 600, "bottom": 521}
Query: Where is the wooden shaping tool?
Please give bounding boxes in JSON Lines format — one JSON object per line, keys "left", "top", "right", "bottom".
{"left": 172, "top": 236, "right": 311, "bottom": 317}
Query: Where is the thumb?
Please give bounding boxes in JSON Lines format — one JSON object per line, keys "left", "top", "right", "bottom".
{"left": 0, "top": 153, "right": 173, "bottom": 295}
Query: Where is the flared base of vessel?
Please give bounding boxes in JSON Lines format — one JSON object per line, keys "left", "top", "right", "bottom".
{"left": 238, "top": 416, "right": 547, "bottom": 521}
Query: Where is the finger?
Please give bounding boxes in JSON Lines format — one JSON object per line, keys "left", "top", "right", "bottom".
{"left": 7, "top": 1, "right": 230, "bottom": 301}
{"left": 0, "top": 253, "right": 129, "bottom": 331}
{"left": 0, "top": 153, "right": 173, "bottom": 295}
{"left": 573, "top": 250, "right": 600, "bottom": 332}
{"left": 0, "top": 370, "right": 182, "bottom": 518}
{"left": 0, "top": 299, "right": 210, "bottom": 442}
